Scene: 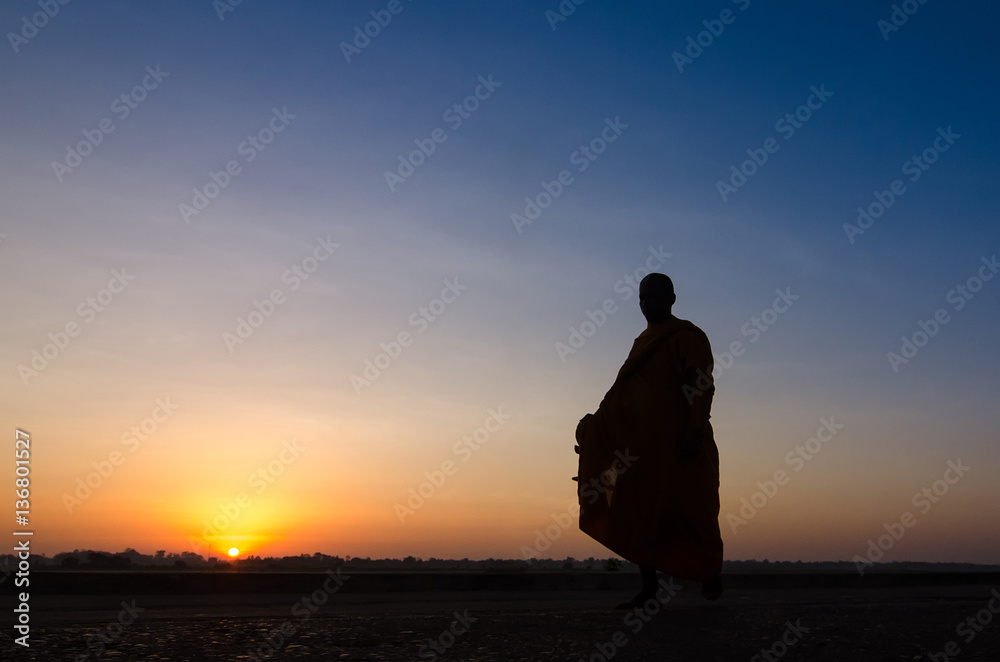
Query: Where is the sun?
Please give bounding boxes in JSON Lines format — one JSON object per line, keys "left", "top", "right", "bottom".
{"left": 227, "top": 547, "right": 240, "bottom": 557}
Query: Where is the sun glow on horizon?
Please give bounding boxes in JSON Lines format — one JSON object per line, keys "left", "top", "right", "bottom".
{"left": 227, "top": 547, "right": 240, "bottom": 557}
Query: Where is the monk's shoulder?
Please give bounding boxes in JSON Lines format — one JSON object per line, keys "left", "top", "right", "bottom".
{"left": 667, "top": 319, "right": 712, "bottom": 358}
{"left": 670, "top": 318, "right": 709, "bottom": 341}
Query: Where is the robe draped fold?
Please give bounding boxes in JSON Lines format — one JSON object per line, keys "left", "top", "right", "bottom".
{"left": 577, "top": 316, "right": 723, "bottom": 582}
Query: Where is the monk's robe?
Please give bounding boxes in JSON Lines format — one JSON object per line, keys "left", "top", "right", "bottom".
{"left": 577, "top": 316, "right": 723, "bottom": 582}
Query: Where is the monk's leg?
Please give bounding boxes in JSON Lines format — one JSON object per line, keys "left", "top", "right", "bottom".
{"left": 701, "top": 574, "right": 723, "bottom": 600}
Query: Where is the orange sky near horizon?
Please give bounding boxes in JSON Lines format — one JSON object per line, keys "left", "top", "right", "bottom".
{"left": 12, "top": 368, "right": 998, "bottom": 564}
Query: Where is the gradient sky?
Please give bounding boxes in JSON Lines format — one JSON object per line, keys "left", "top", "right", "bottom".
{"left": 2, "top": 1, "right": 998, "bottom": 564}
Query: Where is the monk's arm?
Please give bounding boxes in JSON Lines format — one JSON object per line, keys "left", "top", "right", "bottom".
{"left": 575, "top": 413, "right": 592, "bottom": 445}
{"left": 679, "top": 329, "right": 715, "bottom": 454}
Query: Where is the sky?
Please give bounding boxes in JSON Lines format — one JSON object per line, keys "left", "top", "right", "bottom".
{"left": 1, "top": 0, "right": 998, "bottom": 564}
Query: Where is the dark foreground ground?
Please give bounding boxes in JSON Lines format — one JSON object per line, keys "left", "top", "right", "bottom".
{"left": 5, "top": 572, "right": 1000, "bottom": 661}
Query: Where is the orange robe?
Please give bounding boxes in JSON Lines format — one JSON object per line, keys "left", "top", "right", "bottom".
{"left": 577, "top": 316, "right": 723, "bottom": 581}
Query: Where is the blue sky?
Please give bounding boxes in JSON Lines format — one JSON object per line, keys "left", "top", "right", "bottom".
{"left": 1, "top": 0, "right": 998, "bottom": 562}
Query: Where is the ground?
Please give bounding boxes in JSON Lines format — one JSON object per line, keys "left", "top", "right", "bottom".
{"left": 7, "top": 574, "right": 1000, "bottom": 660}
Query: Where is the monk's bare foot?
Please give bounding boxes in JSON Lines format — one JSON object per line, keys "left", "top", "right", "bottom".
{"left": 615, "top": 591, "right": 655, "bottom": 610}
{"left": 701, "top": 575, "right": 723, "bottom": 600}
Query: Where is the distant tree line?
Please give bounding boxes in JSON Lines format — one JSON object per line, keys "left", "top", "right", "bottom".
{"left": 0, "top": 552, "right": 995, "bottom": 575}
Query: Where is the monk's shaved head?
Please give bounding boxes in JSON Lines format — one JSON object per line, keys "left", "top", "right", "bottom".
{"left": 639, "top": 273, "right": 676, "bottom": 323}
{"left": 640, "top": 273, "right": 674, "bottom": 296}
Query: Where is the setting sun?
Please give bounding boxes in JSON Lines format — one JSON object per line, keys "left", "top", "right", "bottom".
{"left": 227, "top": 548, "right": 240, "bottom": 557}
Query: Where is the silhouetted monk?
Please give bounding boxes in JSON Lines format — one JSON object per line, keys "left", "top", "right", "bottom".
{"left": 575, "top": 273, "right": 723, "bottom": 608}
